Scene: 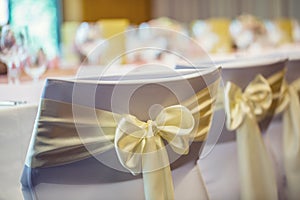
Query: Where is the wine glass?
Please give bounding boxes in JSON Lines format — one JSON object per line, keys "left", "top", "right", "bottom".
{"left": 24, "top": 47, "right": 47, "bottom": 82}
{"left": 0, "top": 25, "right": 28, "bottom": 84}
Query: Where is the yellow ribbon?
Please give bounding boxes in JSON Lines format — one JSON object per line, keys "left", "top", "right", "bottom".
{"left": 224, "top": 73, "right": 284, "bottom": 200}
{"left": 276, "top": 79, "right": 300, "bottom": 200}
{"left": 25, "top": 80, "right": 220, "bottom": 200}
{"left": 115, "top": 105, "right": 194, "bottom": 200}
{"left": 225, "top": 75, "right": 273, "bottom": 130}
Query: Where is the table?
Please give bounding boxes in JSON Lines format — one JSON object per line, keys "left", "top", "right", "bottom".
{"left": 0, "top": 104, "right": 38, "bottom": 200}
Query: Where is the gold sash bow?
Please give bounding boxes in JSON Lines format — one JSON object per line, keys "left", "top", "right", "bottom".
{"left": 225, "top": 75, "right": 273, "bottom": 130}
{"left": 115, "top": 105, "right": 194, "bottom": 200}
{"left": 224, "top": 74, "right": 282, "bottom": 200}
{"left": 276, "top": 79, "right": 300, "bottom": 200}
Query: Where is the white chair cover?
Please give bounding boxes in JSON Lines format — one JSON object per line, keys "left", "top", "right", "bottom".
{"left": 266, "top": 56, "right": 300, "bottom": 200}
{"left": 22, "top": 69, "right": 220, "bottom": 200}
{"left": 197, "top": 56, "right": 287, "bottom": 200}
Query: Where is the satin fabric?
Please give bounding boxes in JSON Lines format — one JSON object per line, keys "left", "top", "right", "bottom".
{"left": 25, "top": 80, "right": 219, "bottom": 200}
{"left": 223, "top": 70, "right": 285, "bottom": 200}
{"left": 115, "top": 105, "right": 195, "bottom": 200}
{"left": 276, "top": 79, "right": 300, "bottom": 200}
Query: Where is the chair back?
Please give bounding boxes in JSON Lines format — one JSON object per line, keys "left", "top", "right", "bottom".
{"left": 217, "top": 56, "right": 287, "bottom": 142}
{"left": 22, "top": 68, "right": 220, "bottom": 199}
{"left": 286, "top": 56, "right": 300, "bottom": 83}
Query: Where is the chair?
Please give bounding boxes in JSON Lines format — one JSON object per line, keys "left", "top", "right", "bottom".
{"left": 178, "top": 56, "right": 287, "bottom": 199}
{"left": 60, "top": 21, "right": 81, "bottom": 65}
{"left": 206, "top": 18, "right": 233, "bottom": 53}
{"left": 275, "top": 18, "right": 294, "bottom": 44}
{"left": 21, "top": 68, "right": 220, "bottom": 200}
{"left": 96, "top": 19, "right": 129, "bottom": 65}
{"left": 266, "top": 54, "right": 300, "bottom": 200}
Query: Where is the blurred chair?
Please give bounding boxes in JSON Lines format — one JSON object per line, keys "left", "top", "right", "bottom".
{"left": 21, "top": 68, "right": 220, "bottom": 200}
{"left": 267, "top": 55, "right": 300, "bottom": 200}
{"left": 275, "top": 18, "right": 294, "bottom": 45}
{"left": 177, "top": 56, "right": 287, "bottom": 199}
{"left": 204, "top": 56, "right": 286, "bottom": 200}
{"left": 206, "top": 18, "right": 233, "bottom": 53}
{"left": 60, "top": 21, "right": 81, "bottom": 66}
{"left": 97, "top": 19, "right": 129, "bottom": 65}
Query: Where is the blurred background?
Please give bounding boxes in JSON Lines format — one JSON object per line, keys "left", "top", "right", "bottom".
{"left": 0, "top": 0, "right": 299, "bottom": 74}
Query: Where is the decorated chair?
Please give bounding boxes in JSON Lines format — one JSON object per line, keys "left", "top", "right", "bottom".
{"left": 178, "top": 56, "right": 287, "bottom": 199}
{"left": 267, "top": 54, "right": 300, "bottom": 200}
{"left": 21, "top": 68, "right": 220, "bottom": 200}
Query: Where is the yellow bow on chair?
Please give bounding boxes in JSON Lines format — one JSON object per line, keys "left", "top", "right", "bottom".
{"left": 115, "top": 105, "right": 195, "bottom": 200}
{"left": 224, "top": 75, "right": 278, "bottom": 200}
{"left": 26, "top": 79, "right": 220, "bottom": 200}
{"left": 276, "top": 79, "right": 300, "bottom": 200}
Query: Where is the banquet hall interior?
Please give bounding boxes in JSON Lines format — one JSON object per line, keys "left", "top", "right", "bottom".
{"left": 1, "top": 0, "right": 300, "bottom": 200}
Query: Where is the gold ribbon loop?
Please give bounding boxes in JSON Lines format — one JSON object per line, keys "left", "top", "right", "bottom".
{"left": 225, "top": 74, "right": 272, "bottom": 130}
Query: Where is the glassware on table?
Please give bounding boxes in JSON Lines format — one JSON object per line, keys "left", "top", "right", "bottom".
{"left": 24, "top": 47, "right": 47, "bottom": 82}
{"left": 74, "top": 22, "right": 106, "bottom": 65}
{"left": 0, "top": 25, "right": 28, "bottom": 84}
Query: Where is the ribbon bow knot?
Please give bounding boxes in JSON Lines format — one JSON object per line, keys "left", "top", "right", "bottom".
{"left": 114, "top": 105, "right": 195, "bottom": 174}
{"left": 224, "top": 74, "right": 273, "bottom": 130}
{"left": 114, "top": 105, "right": 195, "bottom": 200}
{"left": 145, "top": 120, "right": 158, "bottom": 137}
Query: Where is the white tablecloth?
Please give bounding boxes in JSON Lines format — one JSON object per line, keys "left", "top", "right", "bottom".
{"left": 0, "top": 104, "right": 38, "bottom": 200}
{"left": 0, "top": 82, "right": 44, "bottom": 104}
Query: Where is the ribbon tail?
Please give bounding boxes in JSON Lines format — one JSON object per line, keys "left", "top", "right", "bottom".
{"left": 143, "top": 165, "right": 174, "bottom": 200}
{"left": 236, "top": 116, "right": 278, "bottom": 200}
{"left": 140, "top": 137, "right": 175, "bottom": 200}
{"left": 283, "top": 87, "right": 300, "bottom": 200}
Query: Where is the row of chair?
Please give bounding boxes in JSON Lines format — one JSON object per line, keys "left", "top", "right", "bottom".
{"left": 21, "top": 54, "right": 299, "bottom": 199}
{"left": 199, "top": 55, "right": 300, "bottom": 200}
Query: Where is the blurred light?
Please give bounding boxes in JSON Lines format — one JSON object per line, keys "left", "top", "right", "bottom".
{"left": 9, "top": 0, "right": 60, "bottom": 59}
{"left": 0, "top": 0, "right": 9, "bottom": 26}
